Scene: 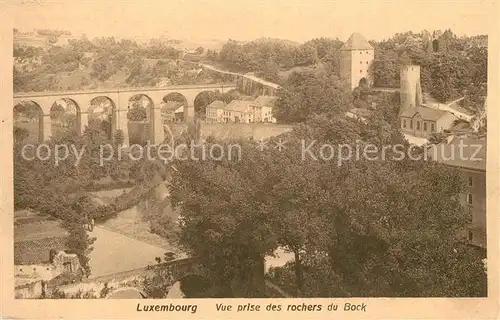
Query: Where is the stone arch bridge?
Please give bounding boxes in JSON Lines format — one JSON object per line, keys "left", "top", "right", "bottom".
{"left": 21, "top": 257, "right": 289, "bottom": 299}
{"left": 13, "top": 84, "right": 236, "bottom": 146}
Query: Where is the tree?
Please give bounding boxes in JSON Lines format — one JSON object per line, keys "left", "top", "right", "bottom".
{"left": 195, "top": 47, "right": 204, "bottom": 55}
{"left": 90, "top": 53, "right": 118, "bottom": 81}
{"left": 14, "top": 102, "right": 41, "bottom": 122}
{"left": 50, "top": 104, "right": 65, "bottom": 123}
{"left": 169, "top": 139, "right": 279, "bottom": 297}
{"left": 428, "top": 132, "right": 447, "bottom": 145}
{"left": 14, "top": 127, "right": 30, "bottom": 143}
{"left": 114, "top": 129, "right": 125, "bottom": 146}
{"left": 304, "top": 38, "right": 343, "bottom": 60}
{"left": 265, "top": 157, "right": 330, "bottom": 296}
{"left": 256, "top": 59, "right": 280, "bottom": 84}
{"left": 206, "top": 49, "right": 218, "bottom": 61}
{"left": 273, "top": 71, "right": 352, "bottom": 123}
{"left": 163, "top": 93, "right": 188, "bottom": 106}
{"left": 193, "top": 91, "right": 218, "bottom": 117}
{"left": 293, "top": 44, "right": 318, "bottom": 66}
{"left": 220, "top": 90, "right": 240, "bottom": 104}
{"left": 127, "top": 104, "right": 147, "bottom": 121}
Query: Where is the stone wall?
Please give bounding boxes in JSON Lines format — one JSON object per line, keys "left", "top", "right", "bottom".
{"left": 17, "top": 258, "right": 199, "bottom": 299}
{"left": 165, "top": 123, "right": 293, "bottom": 141}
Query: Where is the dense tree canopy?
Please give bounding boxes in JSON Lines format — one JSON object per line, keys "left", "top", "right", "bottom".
{"left": 166, "top": 106, "right": 486, "bottom": 297}
{"left": 13, "top": 121, "right": 140, "bottom": 276}
{"left": 371, "top": 31, "right": 487, "bottom": 105}
{"left": 273, "top": 71, "right": 352, "bottom": 123}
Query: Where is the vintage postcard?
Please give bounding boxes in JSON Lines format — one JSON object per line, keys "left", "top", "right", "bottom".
{"left": 1, "top": 0, "right": 499, "bottom": 319}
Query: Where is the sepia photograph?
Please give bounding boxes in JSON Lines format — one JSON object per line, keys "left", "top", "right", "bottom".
{"left": 2, "top": 0, "right": 499, "bottom": 317}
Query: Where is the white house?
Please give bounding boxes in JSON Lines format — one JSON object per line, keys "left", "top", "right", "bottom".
{"left": 205, "top": 100, "right": 226, "bottom": 123}
{"left": 250, "top": 95, "right": 278, "bottom": 123}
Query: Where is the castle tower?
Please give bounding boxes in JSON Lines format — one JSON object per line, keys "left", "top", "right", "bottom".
{"left": 400, "top": 65, "right": 423, "bottom": 109}
{"left": 340, "top": 33, "right": 375, "bottom": 90}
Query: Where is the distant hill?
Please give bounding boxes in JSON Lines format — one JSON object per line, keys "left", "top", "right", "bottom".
{"left": 128, "top": 35, "right": 226, "bottom": 51}
{"left": 245, "top": 37, "right": 301, "bottom": 47}
{"left": 176, "top": 38, "right": 227, "bottom": 51}
{"left": 14, "top": 34, "right": 51, "bottom": 49}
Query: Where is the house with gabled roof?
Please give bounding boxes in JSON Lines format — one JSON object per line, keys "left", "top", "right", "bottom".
{"left": 399, "top": 106, "right": 457, "bottom": 138}
{"left": 205, "top": 100, "right": 226, "bottom": 123}
{"left": 250, "top": 95, "right": 278, "bottom": 123}
{"left": 222, "top": 100, "right": 253, "bottom": 123}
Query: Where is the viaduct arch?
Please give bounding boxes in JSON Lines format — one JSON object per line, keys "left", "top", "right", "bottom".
{"left": 13, "top": 84, "right": 236, "bottom": 145}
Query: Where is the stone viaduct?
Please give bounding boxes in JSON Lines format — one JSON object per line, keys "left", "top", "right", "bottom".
{"left": 13, "top": 83, "right": 236, "bottom": 146}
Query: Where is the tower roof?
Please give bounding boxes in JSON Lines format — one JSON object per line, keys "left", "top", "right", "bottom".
{"left": 341, "top": 33, "right": 374, "bottom": 50}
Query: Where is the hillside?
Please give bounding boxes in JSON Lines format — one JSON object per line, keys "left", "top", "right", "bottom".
{"left": 245, "top": 37, "right": 301, "bottom": 47}
{"left": 13, "top": 43, "right": 221, "bottom": 93}
{"left": 13, "top": 29, "right": 235, "bottom": 92}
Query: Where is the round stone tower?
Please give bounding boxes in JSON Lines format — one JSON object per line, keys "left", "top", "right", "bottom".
{"left": 400, "top": 65, "right": 423, "bottom": 109}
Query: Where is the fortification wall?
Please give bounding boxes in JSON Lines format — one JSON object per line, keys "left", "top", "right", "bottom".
{"left": 165, "top": 123, "right": 293, "bottom": 141}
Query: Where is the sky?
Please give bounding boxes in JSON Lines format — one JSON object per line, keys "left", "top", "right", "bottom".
{"left": 12, "top": 0, "right": 494, "bottom": 43}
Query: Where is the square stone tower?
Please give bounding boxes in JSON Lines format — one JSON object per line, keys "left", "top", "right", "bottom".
{"left": 340, "top": 33, "right": 375, "bottom": 90}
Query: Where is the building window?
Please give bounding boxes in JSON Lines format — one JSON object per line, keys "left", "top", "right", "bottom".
{"left": 431, "top": 123, "right": 435, "bottom": 132}
{"left": 410, "top": 120, "right": 413, "bottom": 129}
{"left": 360, "top": 70, "right": 363, "bottom": 73}
{"left": 468, "top": 231, "right": 473, "bottom": 241}
{"left": 468, "top": 176, "right": 473, "bottom": 187}
{"left": 360, "top": 61, "right": 363, "bottom": 64}
{"left": 366, "top": 51, "right": 369, "bottom": 54}
{"left": 416, "top": 121, "right": 420, "bottom": 130}
{"left": 33, "top": 268, "right": 36, "bottom": 271}
{"left": 403, "top": 119, "right": 407, "bottom": 128}
{"left": 423, "top": 122, "right": 427, "bottom": 131}
{"left": 366, "top": 61, "right": 369, "bottom": 64}
{"left": 467, "top": 193, "right": 473, "bottom": 205}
